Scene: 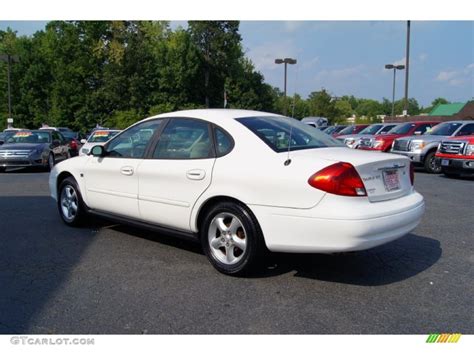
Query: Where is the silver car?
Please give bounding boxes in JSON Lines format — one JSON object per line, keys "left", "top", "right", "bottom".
{"left": 391, "top": 121, "right": 474, "bottom": 173}
{"left": 337, "top": 123, "right": 399, "bottom": 148}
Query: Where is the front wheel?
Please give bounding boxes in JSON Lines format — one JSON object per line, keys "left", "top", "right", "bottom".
{"left": 201, "top": 202, "right": 266, "bottom": 276}
{"left": 58, "top": 177, "right": 86, "bottom": 226}
{"left": 424, "top": 151, "right": 441, "bottom": 174}
{"left": 47, "top": 153, "right": 55, "bottom": 171}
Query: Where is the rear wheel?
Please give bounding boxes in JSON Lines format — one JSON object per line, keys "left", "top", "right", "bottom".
{"left": 201, "top": 202, "right": 265, "bottom": 276}
{"left": 424, "top": 151, "right": 441, "bottom": 174}
{"left": 58, "top": 177, "right": 86, "bottom": 226}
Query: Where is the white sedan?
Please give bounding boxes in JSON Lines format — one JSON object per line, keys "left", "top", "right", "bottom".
{"left": 49, "top": 109, "right": 425, "bottom": 275}
{"left": 79, "top": 129, "right": 121, "bottom": 156}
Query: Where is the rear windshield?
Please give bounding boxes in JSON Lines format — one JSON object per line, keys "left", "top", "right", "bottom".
{"left": 359, "top": 124, "right": 383, "bottom": 135}
{"left": 236, "top": 116, "right": 344, "bottom": 153}
{"left": 389, "top": 123, "right": 416, "bottom": 135}
{"left": 89, "top": 130, "right": 120, "bottom": 143}
{"left": 428, "top": 122, "right": 463, "bottom": 136}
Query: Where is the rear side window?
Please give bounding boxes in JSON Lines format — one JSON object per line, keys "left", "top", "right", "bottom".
{"left": 214, "top": 127, "right": 233, "bottom": 157}
{"left": 236, "top": 116, "right": 343, "bottom": 153}
{"left": 153, "top": 118, "right": 213, "bottom": 159}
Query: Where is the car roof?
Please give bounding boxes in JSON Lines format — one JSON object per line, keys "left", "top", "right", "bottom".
{"left": 145, "top": 109, "right": 282, "bottom": 123}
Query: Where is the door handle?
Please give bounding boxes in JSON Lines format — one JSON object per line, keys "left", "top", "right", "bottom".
{"left": 186, "top": 169, "right": 206, "bottom": 180}
{"left": 120, "top": 166, "right": 134, "bottom": 176}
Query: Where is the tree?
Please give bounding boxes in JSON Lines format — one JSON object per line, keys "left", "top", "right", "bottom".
{"left": 334, "top": 100, "right": 353, "bottom": 122}
{"left": 307, "top": 89, "right": 337, "bottom": 122}
{"left": 188, "top": 21, "right": 242, "bottom": 108}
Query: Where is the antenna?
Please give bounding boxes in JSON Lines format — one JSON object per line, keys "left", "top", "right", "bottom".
{"left": 284, "top": 63, "right": 298, "bottom": 166}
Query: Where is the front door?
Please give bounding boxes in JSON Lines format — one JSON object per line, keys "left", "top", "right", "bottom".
{"left": 83, "top": 119, "right": 163, "bottom": 219}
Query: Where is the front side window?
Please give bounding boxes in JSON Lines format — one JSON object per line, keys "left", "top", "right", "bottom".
{"left": 415, "top": 123, "right": 434, "bottom": 135}
{"left": 389, "top": 123, "right": 416, "bottom": 135}
{"left": 153, "top": 118, "right": 212, "bottom": 159}
{"left": 455, "top": 123, "right": 474, "bottom": 136}
{"left": 379, "top": 124, "right": 397, "bottom": 134}
{"left": 338, "top": 125, "right": 357, "bottom": 135}
{"left": 106, "top": 120, "right": 162, "bottom": 158}
{"left": 237, "top": 116, "right": 343, "bottom": 153}
{"left": 428, "top": 122, "right": 462, "bottom": 136}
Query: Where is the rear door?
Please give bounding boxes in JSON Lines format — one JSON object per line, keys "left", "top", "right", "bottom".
{"left": 137, "top": 118, "right": 216, "bottom": 231}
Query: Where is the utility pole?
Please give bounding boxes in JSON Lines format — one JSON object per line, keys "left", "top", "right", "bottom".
{"left": 275, "top": 58, "right": 297, "bottom": 116}
{"left": 0, "top": 54, "right": 19, "bottom": 124}
{"left": 404, "top": 20, "right": 411, "bottom": 116}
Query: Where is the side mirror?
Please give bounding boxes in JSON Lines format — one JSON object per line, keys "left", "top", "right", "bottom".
{"left": 414, "top": 131, "right": 422, "bottom": 135}
{"left": 52, "top": 139, "right": 61, "bottom": 147}
{"left": 90, "top": 145, "right": 106, "bottom": 157}
{"left": 80, "top": 139, "right": 87, "bottom": 144}
{"left": 0, "top": 140, "right": 4, "bottom": 145}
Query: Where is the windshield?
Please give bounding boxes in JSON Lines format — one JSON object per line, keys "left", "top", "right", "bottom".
{"left": 428, "top": 122, "right": 463, "bottom": 136}
{"left": 338, "top": 125, "right": 357, "bottom": 135}
{"left": 388, "top": 123, "right": 416, "bottom": 135}
{"left": 7, "top": 131, "right": 51, "bottom": 144}
{"left": 237, "top": 116, "right": 344, "bottom": 153}
{"left": 88, "top": 130, "right": 120, "bottom": 143}
{"left": 359, "top": 124, "right": 383, "bottom": 135}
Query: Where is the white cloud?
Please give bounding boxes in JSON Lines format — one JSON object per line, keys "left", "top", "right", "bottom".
{"left": 245, "top": 40, "right": 299, "bottom": 72}
{"left": 436, "top": 71, "right": 459, "bottom": 82}
{"left": 418, "top": 53, "right": 428, "bottom": 62}
{"left": 393, "top": 57, "right": 406, "bottom": 66}
{"left": 282, "top": 21, "right": 305, "bottom": 33}
{"left": 435, "top": 64, "right": 473, "bottom": 87}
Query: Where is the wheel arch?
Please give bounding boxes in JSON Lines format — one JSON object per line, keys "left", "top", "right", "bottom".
{"left": 193, "top": 195, "right": 257, "bottom": 233}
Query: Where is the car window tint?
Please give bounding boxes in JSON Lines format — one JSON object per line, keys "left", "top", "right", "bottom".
{"left": 215, "top": 127, "right": 233, "bottom": 156}
{"left": 455, "top": 123, "right": 474, "bottom": 136}
{"left": 416, "top": 124, "right": 433, "bottom": 134}
{"left": 237, "top": 116, "right": 343, "bottom": 153}
{"left": 106, "top": 120, "right": 162, "bottom": 158}
{"left": 153, "top": 119, "right": 212, "bottom": 159}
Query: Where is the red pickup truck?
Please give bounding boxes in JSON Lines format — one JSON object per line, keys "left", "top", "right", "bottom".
{"left": 435, "top": 135, "right": 474, "bottom": 177}
{"left": 357, "top": 121, "right": 440, "bottom": 152}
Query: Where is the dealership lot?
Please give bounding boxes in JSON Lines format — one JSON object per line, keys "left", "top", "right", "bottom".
{"left": 0, "top": 170, "right": 472, "bottom": 334}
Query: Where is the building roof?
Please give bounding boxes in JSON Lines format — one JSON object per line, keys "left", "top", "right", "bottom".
{"left": 429, "top": 102, "right": 466, "bottom": 116}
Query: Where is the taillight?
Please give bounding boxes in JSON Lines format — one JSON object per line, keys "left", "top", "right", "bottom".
{"left": 410, "top": 162, "right": 415, "bottom": 186}
{"left": 308, "top": 162, "right": 367, "bottom": 197}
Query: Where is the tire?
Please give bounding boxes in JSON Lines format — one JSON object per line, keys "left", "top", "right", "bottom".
{"left": 200, "top": 201, "right": 266, "bottom": 276}
{"left": 424, "top": 151, "right": 442, "bottom": 174}
{"left": 47, "top": 153, "right": 55, "bottom": 172}
{"left": 58, "top": 177, "right": 86, "bottom": 226}
{"left": 0, "top": 167, "right": 5, "bottom": 173}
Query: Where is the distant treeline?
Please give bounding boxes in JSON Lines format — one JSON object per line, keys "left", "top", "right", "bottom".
{"left": 0, "top": 21, "right": 442, "bottom": 131}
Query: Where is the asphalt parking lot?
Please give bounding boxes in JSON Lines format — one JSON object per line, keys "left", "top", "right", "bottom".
{"left": 0, "top": 169, "right": 472, "bottom": 334}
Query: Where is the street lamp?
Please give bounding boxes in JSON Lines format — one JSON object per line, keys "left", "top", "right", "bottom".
{"left": 385, "top": 64, "right": 405, "bottom": 118}
{"left": 275, "top": 57, "right": 297, "bottom": 115}
{"left": 0, "top": 53, "right": 20, "bottom": 125}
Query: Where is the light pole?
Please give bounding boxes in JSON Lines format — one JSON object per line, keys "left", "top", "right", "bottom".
{"left": 385, "top": 64, "right": 405, "bottom": 118}
{"left": 0, "top": 53, "right": 19, "bottom": 123}
{"left": 275, "top": 57, "right": 297, "bottom": 116}
{"left": 404, "top": 20, "right": 411, "bottom": 115}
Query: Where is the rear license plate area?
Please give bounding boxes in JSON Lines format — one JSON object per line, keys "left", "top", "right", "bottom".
{"left": 382, "top": 169, "right": 400, "bottom": 191}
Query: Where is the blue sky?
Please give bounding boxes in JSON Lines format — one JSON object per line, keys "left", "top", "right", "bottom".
{"left": 1, "top": 20, "right": 473, "bottom": 107}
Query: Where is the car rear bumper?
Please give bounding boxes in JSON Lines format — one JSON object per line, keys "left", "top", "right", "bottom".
{"left": 435, "top": 157, "right": 474, "bottom": 174}
{"left": 250, "top": 191, "right": 425, "bottom": 253}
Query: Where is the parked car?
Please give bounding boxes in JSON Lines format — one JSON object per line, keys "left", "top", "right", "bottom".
{"left": 301, "top": 117, "right": 328, "bottom": 129}
{"left": 333, "top": 124, "right": 369, "bottom": 138}
{"left": 391, "top": 121, "right": 474, "bottom": 173}
{"left": 435, "top": 135, "right": 474, "bottom": 178}
{"left": 357, "top": 121, "right": 440, "bottom": 152}
{"left": 0, "top": 130, "right": 70, "bottom": 171}
{"left": 324, "top": 125, "right": 348, "bottom": 136}
{"left": 79, "top": 129, "right": 121, "bottom": 156}
{"left": 337, "top": 123, "right": 399, "bottom": 149}
{"left": 49, "top": 109, "right": 424, "bottom": 275}
{"left": 0, "top": 129, "right": 28, "bottom": 145}
{"left": 62, "top": 131, "right": 86, "bottom": 157}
